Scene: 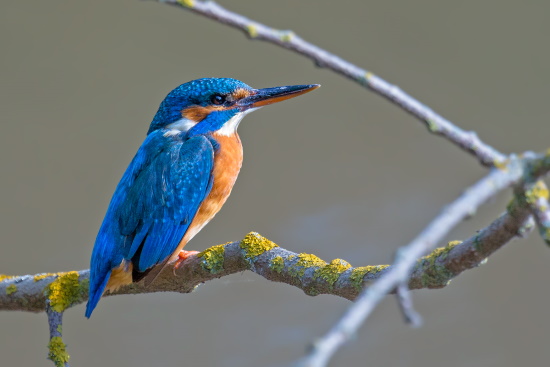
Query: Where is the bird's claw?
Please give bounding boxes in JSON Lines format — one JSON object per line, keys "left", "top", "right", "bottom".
{"left": 172, "top": 250, "right": 200, "bottom": 275}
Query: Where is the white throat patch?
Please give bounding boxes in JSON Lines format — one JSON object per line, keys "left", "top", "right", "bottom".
{"left": 216, "top": 107, "right": 259, "bottom": 136}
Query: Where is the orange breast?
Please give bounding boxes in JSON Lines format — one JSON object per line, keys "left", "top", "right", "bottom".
{"left": 168, "top": 133, "right": 243, "bottom": 261}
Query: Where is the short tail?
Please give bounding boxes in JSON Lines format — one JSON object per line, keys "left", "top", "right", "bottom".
{"left": 85, "top": 270, "right": 110, "bottom": 318}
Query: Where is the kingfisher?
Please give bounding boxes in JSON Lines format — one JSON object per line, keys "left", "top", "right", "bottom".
{"left": 85, "top": 78, "right": 319, "bottom": 317}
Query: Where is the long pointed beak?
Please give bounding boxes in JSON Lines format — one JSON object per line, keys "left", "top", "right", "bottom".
{"left": 237, "top": 84, "right": 320, "bottom": 110}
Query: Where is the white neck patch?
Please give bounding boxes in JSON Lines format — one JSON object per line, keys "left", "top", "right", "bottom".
{"left": 216, "top": 107, "right": 260, "bottom": 136}
{"left": 165, "top": 118, "right": 196, "bottom": 134}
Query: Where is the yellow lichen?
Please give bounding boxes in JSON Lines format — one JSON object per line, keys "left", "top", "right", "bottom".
{"left": 239, "top": 232, "right": 278, "bottom": 261}
{"left": 349, "top": 268, "right": 369, "bottom": 289}
{"left": 177, "top": 0, "right": 194, "bottom": 8}
{"left": 48, "top": 337, "right": 69, "bottom": 367}
{"left": 46, "top": 271, "right": 86, "bottom": 313}
{"left": 426, "top": 119, "right": 439, "bottom": 132}
{"left": 280, "top": 30, "right": 294, "bottom": 42}
{"left": 0, "top": 274, "right": 15, "bottom": 282}
{"left": 524, "top": 181, "right": 549, "bottom": 204}
{"left": 6, "top": 284, "right": 17, "bottom": 295}
{"left": 418, "top": 241, "right": 461, "bottom": 287}
{"left": 246, "top": 24, "right": 258, "bottom": 38}
{"left": 197, "top": 244, "right": 226, "bottom": 274}
{"left": 493, "top": 158, "right": 509, "bottom": 170}
{"left": 289, "top": 253, "right": 327, "bottom": 277}
{"left": 421, "top": 240, "right": 461, "bottom": 266}
{"left": 349, "top": 265, "right": 389, "bottom": 290}
{"left": 314, "top": 259, "right": 352, "bottom": 288}
{"left": 270, "top": 256, "right": 285, "bottom": 273}
{"left": 34, "top": 273, "right": 58, "bottom": 282}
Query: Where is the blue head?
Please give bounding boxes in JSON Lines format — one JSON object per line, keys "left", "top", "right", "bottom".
{"left": 148, "top": 78, "right": 320, "bottom": 136}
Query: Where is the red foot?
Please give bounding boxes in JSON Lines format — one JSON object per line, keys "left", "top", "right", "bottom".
{"left": 173, "top": 250, "right": 200, "bottom": 272}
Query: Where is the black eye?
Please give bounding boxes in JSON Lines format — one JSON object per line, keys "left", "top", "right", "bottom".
{"left": 211, "top": 94, "right": 226, "bottom": 105}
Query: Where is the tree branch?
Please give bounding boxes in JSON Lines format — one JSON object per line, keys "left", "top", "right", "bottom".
{"left": 395, "top": 281, "right": 422, "bottom": 327}
{"left": 515, "top": 152, "right": 550, "bottom": 245}
{"left": 160, "top": 0, "right": 506, "bottom": 167}
{"left": 296, "top": 156, "right": 532, "bottom": 367}
{"left": 0, "top": 215, "right": 529, "bottom": 313}
{"left": 46, "top": 303, "right": 70, "bottom": 367}
{"left": 149, "top": 3, "right": 550, "bottom": 364}
{"left": 2, "top": 152, "right": 547, "bottom": 366}
{"left": 2, "top": 151, "right": 548, "bottom": 314}
{"left": 3, "top": 3, "right": 549, "bottom": 366}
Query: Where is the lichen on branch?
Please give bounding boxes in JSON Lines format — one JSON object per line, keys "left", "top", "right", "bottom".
{"left": 0, "top": 212, "right": 534, "bottom": 315}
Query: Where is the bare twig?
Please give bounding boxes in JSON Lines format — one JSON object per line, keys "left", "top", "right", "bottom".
{"left": 4, "top": 3, "right": 549, "bottom": 366}
{"left": 510, "top": 153, "right": 550, "bottom": 245}
{"left": 297, "top": 151, "right": 548, "bottom": 367}
{"left": 0, "top": 159, "right": 545, "bottom": 314}
{"left": 296, "top": 153, "right": 549, "bottom": 367}
{"left": 160, "top": 0, "right": 506, "bottom": 167}
{"left": 2, "top": 157, "right": 547, "bottom": 303}
{"left": 520, "top": 179, "right": 550, "bottom": 245}
{"left": 151, "top": 2, "right": 550, "bottom": 363}
{"left": 395, "top": 282, "right": 422, "bottom": 327}
{"left": 393, "top": 246, "right": 422, "bottom": 327}
{"left": 2, "top": 152, "right": 549, "bottom": 367}
{"left": 515, "top": 153, "right": 550, "bottom": 245}
{"left": 1, "top": 152, "right": 546, "bottom": 367}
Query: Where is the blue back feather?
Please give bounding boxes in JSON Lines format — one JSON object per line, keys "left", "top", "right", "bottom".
{"left": 86, "top": 130, "right": 214, "bottom": 317}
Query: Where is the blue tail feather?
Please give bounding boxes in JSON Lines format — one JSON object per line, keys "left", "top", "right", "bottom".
{"left": 85, "top": 270, "right": 111, "bottom": 318}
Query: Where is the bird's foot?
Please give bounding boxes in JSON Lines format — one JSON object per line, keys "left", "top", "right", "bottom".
{"left": 173, "top": 250, "right": 200, "bottom": 274}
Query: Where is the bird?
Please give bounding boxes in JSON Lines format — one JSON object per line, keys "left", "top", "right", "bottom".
{"left": 85, "top": 78, "right": 319, "bottom": 317}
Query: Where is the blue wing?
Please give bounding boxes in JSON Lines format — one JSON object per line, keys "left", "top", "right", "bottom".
{"left": 86, "top": 130, "right": 214, "bottom": 317}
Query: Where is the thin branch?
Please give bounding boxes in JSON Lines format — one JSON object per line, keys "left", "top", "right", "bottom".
{"left": 393, "top": 246, "right": 422, "bottom": 327}
{"left": 0, "top": 202, "right": 529, "bottom": 314}
{"left": 0, "top": 174, "right": 539, "bottom": 367}
{"left": 160, "top": 0, "right": 506, "bottom": 167}
{"left": 2, "top": 153, "right": 548, "bottom": 316}
{"left": 46, "top": 303, "right": 70, "bottom": 367}
{"left": 522, "top": 180, "right": 550, "bottom": 245}
{"left": 0, "top": 152, "right": 545, "bottom": 367}
{"left": 395, "top": 281, "right": 422, "bottom": 327}
{"left": 150, "top": 2, "right": 550, "bottom": 364}
{"left": 1, "top": 3, "right": 546, "bottom": 366}
{"left": 296, "top": 152, "right": 550, "bottom": 367}
{"left": 515, "top": 153, "right": 550, "bottom": 245}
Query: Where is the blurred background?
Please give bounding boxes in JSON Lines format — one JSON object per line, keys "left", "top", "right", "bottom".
{"left": 1, "top": 1, "right": 549, "bottom": 366}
